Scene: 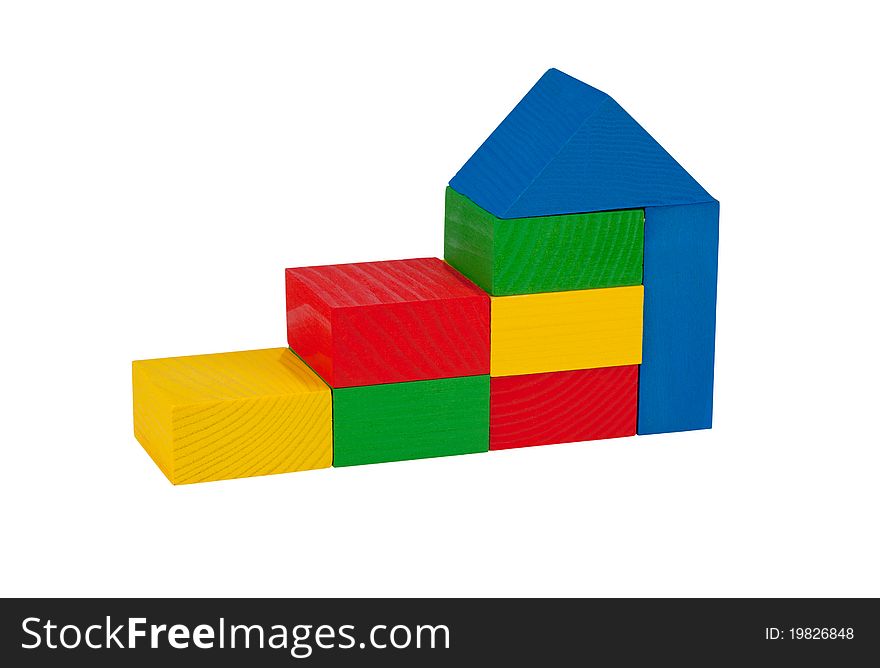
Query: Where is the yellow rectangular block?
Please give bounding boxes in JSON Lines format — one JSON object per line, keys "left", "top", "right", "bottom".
{"left": 490, "top": 286, "right": 644, "bottom": 377}
{"left": 132, "top": 348, "right": 332, "bottom": 485}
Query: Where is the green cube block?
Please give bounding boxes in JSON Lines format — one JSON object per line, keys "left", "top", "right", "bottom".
{"left": 444, "top": 186, "right": 644, "bottom": 296}
{"left": 332, "top": 375, "right": 489, "bottom": 467}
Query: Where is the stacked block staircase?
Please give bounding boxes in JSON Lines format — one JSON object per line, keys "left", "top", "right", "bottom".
{"left": 132, "top": 68, "right": 719, "bottom": 484}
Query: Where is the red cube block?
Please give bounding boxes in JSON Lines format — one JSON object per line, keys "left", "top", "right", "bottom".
{"left": 286, "top": 258, "right": 490, "bottom": 388}
{"left": 490, "top": 365, "right": 639, "bottom": 450}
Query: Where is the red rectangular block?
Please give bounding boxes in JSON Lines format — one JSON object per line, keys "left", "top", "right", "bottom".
{"left": 286, "top": 258, "right": 490, "bottom": 388}
{"left": 490, "top": 365, "right": 638, "bottom": 450}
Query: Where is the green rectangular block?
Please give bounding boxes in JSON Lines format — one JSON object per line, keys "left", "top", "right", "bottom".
{"left": 332, "top": 375, "right": 489, "bottom": 467}
{"left": 444, "top": 186, "right": 644, "bottom": 296}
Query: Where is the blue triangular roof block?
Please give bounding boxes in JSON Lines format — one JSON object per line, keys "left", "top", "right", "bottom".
{"left": 450, "top": 68, "right": 714, "bottom": 218}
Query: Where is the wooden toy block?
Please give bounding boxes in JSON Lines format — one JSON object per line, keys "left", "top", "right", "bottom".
{"left": 332, "top": 375, "right": 489, "bottom": 467}
{"left": 450, "top": 68, "right": 714, "bottom": 218}
{"left": 444, "top": 186, "right": 644, "bottom": 296}
{"left": 132, "top": 348, "right": 332, "bottom": 484}
{"left": 286, "top": 258, "right": 490, "bottom": 388}
{"left": 490, "top": 365, "right": 638, "bottom": 450}
{"left": 490, "top": 285, "right": 644, "bottom": 377}
{"left": 638, "top": 201, "right": 719, "bottom": 434}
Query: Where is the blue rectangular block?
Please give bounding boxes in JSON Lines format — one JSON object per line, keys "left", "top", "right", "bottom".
{"left": 638, "top": 201, "right": 719, "bottom": 434}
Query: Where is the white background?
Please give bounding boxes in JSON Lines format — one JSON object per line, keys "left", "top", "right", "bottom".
{"left": 1, "top": 1, "right": 877, "bottom": 597}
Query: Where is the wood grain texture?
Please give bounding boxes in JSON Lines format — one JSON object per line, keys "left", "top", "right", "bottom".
{"left": 449, "top": 68, "right": 713, "bottom": 218}
{"left": 638, "top": 201, "right": 719, "bottom": 434}
{"left": 443, "top": 187, "right": 495, "bottom": 293}
{"left": 132, "top": 348, "right": 332, "bottom": 484}
{"left": 444, "top": 186, "right": 643, "bottom": 296}
{"left": 332, "top": 375, "right": 490, "bottom": 467}
{"left": 490, "top": 366, "right": 638, "bottom": 450}
{"left": 286, "top": 258, "right": 490, "bottom": 388}
{"left": 491, "top": 286, "right": 643, "bottom": 377}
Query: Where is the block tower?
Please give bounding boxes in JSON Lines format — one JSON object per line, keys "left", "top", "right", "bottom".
{"left": 132, "top": 68, "right": 718, "bottom": 484}
{"left": 446, "top": 68, "right": 718, "bottom": 441}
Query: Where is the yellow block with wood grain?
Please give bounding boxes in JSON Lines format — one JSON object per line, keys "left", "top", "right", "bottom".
{"left": 490, "top": 285, "right": 644, "bottom": 377}
{"left": 132, "top": 347, "right": 332, "bottom": 485}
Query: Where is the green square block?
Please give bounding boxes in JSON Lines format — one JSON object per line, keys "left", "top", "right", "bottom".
{"left": 332, "top": 375, "right": 489, "bottom": 467}
{"left": 444, "top": 186, "right": 644, "bottom": 296}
